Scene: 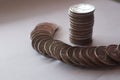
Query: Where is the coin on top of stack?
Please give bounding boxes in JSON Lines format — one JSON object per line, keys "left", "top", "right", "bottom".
{"left": 69, "top": 3, "right": 95, "bottom": 45}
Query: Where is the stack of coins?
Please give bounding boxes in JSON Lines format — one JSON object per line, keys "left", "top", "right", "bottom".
{"left": 69, "top": 4, "right": 95, "bottom": 45}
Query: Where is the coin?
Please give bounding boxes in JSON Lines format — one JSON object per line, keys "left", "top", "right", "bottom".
{"left": 95, "top": 46, "right": 117, "bottom": 66}
{"left": 80, "top": 47, "right": 96, "bottom": 67}
{"left": 85, "top": 47, "right": 103, "bottom": 66}
{"left": 66, "top": 47, "right": 81, "bottom": 66}
{"left": 106, "top": 44, "right": 120, "bottom": 63}
{"left": 44, "top": 38, "right": 54, "bottom": 57}
{"left": 48, "top": 40, "right": 61, "bottom": 58}
{"left": 49, "top": 40, "right": 64, "bottom": 58}
{"left": 32, "top": 35, "right": 50, "bottom": 50}
{"left": 31, "top": 30, "right": 52, "bottom": 40}
{"left": 53, "top": 42, "right": 70, "bottom": 60}
{"left": 70, "top": 37, "right": 92, "bottom": 45}
{"left": 117, "top": 44, "right": 120, "bottom": 56}
{"left": 34, "top": 22, "right": 58, "bottom": 36}
{"left": 72, "top": 47, "right": 88, "bottom": 67}
{"left": 69, "top": 4, "right": 95, "bottom": 14}
{"left": 118, "top": 44, "right": 120, "bottom": 51}
{"left": 37, "top": 37, "right": 52, "bottom": 56}
{"left": 52, "top": 40, "right": 66, "bottom": 59}
{"left": 59, "top": 46, "right": 72, "bottom": 64}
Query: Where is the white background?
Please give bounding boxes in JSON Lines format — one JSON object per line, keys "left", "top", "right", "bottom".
{"left": 0, "top": 0, "right": 120, "bottom": 80}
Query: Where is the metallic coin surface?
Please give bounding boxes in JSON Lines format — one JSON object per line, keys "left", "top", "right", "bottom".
{"left": 32, "top": 35, "right": 50, "bottom": 49}
{"left": 85, "top": 47, "right": 103, "bottom": 66}
{"left": 80, "top": 47, "right": 96, "bottom": 67}
{"left": 34, "top": 22, "right": 58, "bottom": 36}
{"left": 69, "top": 4, "right": 95, "bottom": 14}
{"left": 52, "top": 40, "right": 66, "bottom": 59}
{"left": 37, "top": 37, "right": 52, "bottom": 56}
{"left": 106, "top": 44, "right": 120, "bottom": 63}
{"left": 95, "top": 46, "right": 117, "bottom": 66}
{"left": 49, "top": 40, "right": 63, "bottom": 58}
{"left": 31, "top": 30, "right": 51, "bottom": 39}
{"left": 59, "top": 46, "right": 72, "bottom": 64}
{"left": 73, "top": 47, "right": 89, "bottom": 67}
{"left": 54, "top": 42, "right": 70, "bottom": 60}
{"left": 44, "top": 38, "right": 54, "bottom": 57}
{"left": 66, "top": 47, "right": 81, "bottom": 66}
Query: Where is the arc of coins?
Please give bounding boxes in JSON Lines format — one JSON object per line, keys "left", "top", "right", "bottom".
{"left": 31, "top": 22, "right": 120, "bottom": 68}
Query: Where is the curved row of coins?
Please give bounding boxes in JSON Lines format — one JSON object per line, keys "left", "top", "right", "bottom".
{"left": 30, "top": 22, "right": 120, "bottom": 68}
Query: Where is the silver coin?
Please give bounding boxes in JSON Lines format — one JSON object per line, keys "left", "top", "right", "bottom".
{"left": 86, "top": 47, "right": 103, "bottom": 66}
{"left": 106, "top": 44, "right": 120, "bottom": 63}
{"left": 44, "top": 38, "right": 54, "bottom": 57}
{"left": 69, "top": 4, "right": 95, "bottom": 14}
{"left": 37, "top": 37, "right": 52, "bottom": 56}
{"left": 66, "top": 47, "right": 82, "bottom": 66}
{"left": 52, "top": 41, "right": 68, "bottom": 59}
{"left": 95, "top": 46, "right": 117, "bottom": 66}
{"left": 59, "top": 46, "right": 72, "bottom": 64}
{"left": 73, "top": 47, "right": 89, "bottom": 67}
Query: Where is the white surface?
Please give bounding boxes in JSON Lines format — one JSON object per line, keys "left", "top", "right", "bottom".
{"left": 0, "top": 0, "right": 120, "bottom": 80}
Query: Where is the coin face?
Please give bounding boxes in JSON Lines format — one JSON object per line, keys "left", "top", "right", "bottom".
{"left": 52, "top": 40, "right": 66, "bottom": 59}
{"left": 44, "top": 38, "right": 54, "bottom": 57}
{"left": 72, "top": 47, "right": 88, "bottom": 67}
{"left": 69, "top": 4, "right": 95, "bottom": 14}
{"left": 53, "top": 42, "right": 70, "bottom": 60}
{"left": 95, "top": 46, "right": 117, "bottom": 66}
{"left": 66, "top": 47, "right": 81, "bottom": 66}
{"left": 85, "top": 47, "right": 103, "bottom": 66}
{"left": 37, "top": 37, "right": 52, "bottom": 57}
{"left": 106, "top": 44, "right": 120, "bottom": 63}
{"left": 49, "top": 40, "right": 64, "bottom": 58}
{"left": 48, "top": 40, "right": 56, "bottom": 57}
{"left": 32, "top": 35, "right": 50, "bottom": 50}
{"left": 80, "top": 47, "right": 96, "bottom": 67}
{"left": 59, "top": 46, "right": 72, "bottom": 64}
